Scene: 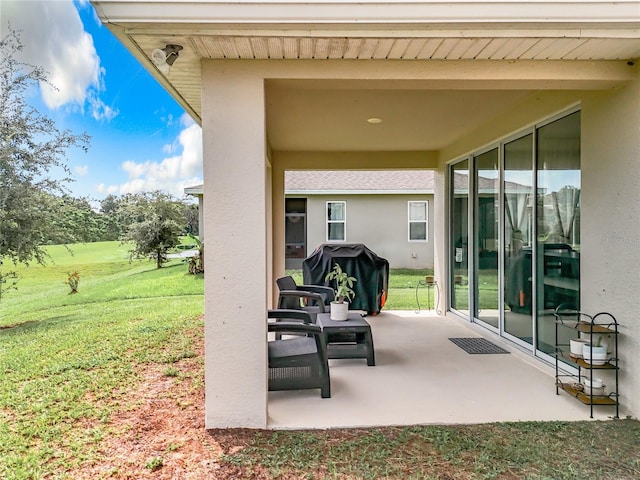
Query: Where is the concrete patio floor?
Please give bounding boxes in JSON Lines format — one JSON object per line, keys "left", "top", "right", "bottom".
{"left": 268, "top": 310, "right": 621, "bottom": 429}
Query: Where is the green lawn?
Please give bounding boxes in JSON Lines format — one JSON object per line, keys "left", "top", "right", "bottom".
{"left": 0, "top": 242, "right": 204, "bottom": 478}
{"left": 1, "top": 242, "right": 206, "bottom": 319}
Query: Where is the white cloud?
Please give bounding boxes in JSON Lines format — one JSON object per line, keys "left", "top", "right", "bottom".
{"left": 75, "top": 165, "right": 89, "bottom": 176}
{"left": 97, "top": 122, "right": 203, "bottom": 197}
{"left": 180, "top": 112, "right": 194, "bottom": 127}
{"left": 162, "top": 140, "right": 177, "bottom": 155}
{"left": 2, "top": 0, "right": 115, "bottom": 118}
{"left": 88, "top": 92, "right": 119, "bottom": 121}
{"left": 95, "top": 183, "right": 120, "bottom": 195}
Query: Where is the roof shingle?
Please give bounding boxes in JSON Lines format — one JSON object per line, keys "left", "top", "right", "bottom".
{"left": 285, "top": 170, "right": 434, "bottom": 193}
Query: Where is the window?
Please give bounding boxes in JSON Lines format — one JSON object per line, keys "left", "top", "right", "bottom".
{"left": 408, "top": 201, "right": 428, "bottom": 241}
{"left": 326, "top": 201, "right": 346, "bottom": 241}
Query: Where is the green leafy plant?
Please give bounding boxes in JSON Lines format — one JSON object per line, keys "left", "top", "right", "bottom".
{"left": 324, "top": 263, "right": 356, "bottom": 303}
{"left": 65, "top": 271, "right": 80, "bottom": 294}
{"left": 186, "top": 234, "right": 204, "bottom": 275}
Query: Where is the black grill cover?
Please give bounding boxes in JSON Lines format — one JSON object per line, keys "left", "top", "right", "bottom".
{"left": 303, "top": 243, "right": 389, "bottom": 315}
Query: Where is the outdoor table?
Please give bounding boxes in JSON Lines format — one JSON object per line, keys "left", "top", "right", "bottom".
{"left": 316, "top": 312, "right": 376, "bottom": 366}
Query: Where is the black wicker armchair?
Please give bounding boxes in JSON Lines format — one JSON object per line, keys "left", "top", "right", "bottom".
{"left": 267, "top": 309, "right": 331, "bottom": 398}
{"left": 276, "top": 275, "right": 334, "bottom": 318}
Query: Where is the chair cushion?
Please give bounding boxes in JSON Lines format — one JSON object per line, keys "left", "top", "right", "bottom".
{"left": 269, "top": 336, "right": 318, "bottom": 360}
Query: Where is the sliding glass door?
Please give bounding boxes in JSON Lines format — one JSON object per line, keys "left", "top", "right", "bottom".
{"left": 450, "top": 160, "right": 469, "bottom": 316}
{"left": 474, "top": 148, "right": 499, "bottom": 329}
{"left": 503, "top": 133, "right": 534, "bottom": 346}
{"left": 448, "top": 108, "right": 580, "bottom": 359}
{"left": 535, "top": 111, "right": 581, "bottom": 355}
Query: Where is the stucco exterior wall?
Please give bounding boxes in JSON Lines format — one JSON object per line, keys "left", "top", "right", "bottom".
{"left": 303, "top": 194, "right": 434, "bottom": 269}
{"left": 201, "top": 62, "right": 269, "bottom": 428}
{"left": 439, "top": 92, "right": 583, "bottom": 162}
{"left": 581, "top": 68, "right": 640, "bottom": 418}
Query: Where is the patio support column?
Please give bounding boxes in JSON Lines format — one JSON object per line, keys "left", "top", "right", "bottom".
{"left": 272, "top": 164, "right": 286, "bottom": 303}
{"left": 201, "top": 62, "right": 268, "bottom": 428}
{"left": 432, "top": 166, "right": 448, "bottom": 310}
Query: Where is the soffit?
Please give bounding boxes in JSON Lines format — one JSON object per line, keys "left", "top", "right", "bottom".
{"left": 131, "top": 33, "right": 640, "bottom": 118}
{"left": 92, "top": 1, "right": 640, "bottom": 151}
{"left": 285, "top": 170, "right": 435, "bottom": 192}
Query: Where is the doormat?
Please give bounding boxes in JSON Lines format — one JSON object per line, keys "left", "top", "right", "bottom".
{"left": 449, "top": 337, "right": 510, "bottom": 354}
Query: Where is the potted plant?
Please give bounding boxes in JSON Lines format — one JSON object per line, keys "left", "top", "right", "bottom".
{"left": 582, "top": 336, "right": 608, "bottom": 365}
{"left": 325, "top": 263, "right": 357, "bottom": 321}
{"left": 569, "top": 337, "right": 589, "bottom": 357}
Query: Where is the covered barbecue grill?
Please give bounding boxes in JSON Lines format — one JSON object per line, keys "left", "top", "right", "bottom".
{"left": 303, "top": 243, "right": 389, "bottom": 315}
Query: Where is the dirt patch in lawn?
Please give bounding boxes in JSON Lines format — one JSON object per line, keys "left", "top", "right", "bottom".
{"left": 61, "top": 337, "right": 272, "bottom": 479}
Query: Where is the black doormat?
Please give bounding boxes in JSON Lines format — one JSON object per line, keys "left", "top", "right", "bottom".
{"left": 449, "top": 337, "right": 510, "bottom": 354}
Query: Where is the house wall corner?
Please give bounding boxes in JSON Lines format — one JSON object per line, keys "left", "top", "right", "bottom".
{"left": 581, "top": 66, "right": 640, "bottom": 419}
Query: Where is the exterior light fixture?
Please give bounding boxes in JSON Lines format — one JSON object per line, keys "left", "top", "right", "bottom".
{"left": 151, "top": 44, "right": 183, "bottom": 74}
{"left": 367, "top": 117, "right": 383, "bottom": 124}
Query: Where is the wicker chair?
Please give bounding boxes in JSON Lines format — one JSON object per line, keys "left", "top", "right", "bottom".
{"left": 267, "top": 309, "right": 331, "bottom": 398}
{"left": 276, "top": 275, "right": 334, "bottom": 317}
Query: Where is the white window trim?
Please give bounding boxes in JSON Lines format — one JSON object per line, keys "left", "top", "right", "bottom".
{"left": 408, "top": 200, "right": 428, "bottom": 242}
{"left": 326, "top": 200, "right": 346, "bottom": 242}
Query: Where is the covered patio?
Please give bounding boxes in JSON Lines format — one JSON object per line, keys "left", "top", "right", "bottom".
{"left": 269, "top": 311, "right": 617, "bottom": 429}
{"left": 92, "top": 0, "right": 640, "bottom": 428}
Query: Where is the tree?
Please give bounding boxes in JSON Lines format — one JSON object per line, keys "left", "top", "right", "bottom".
{"left": 183, "top": 202, "right": 199, "bottom": 237}
{"left": 99, "top": 194, "right": 130, "bottom": 240}
{"left": 0, "top": 30, "right": 90, "bottom": 298}
{"left": 46, "top": 195, "right": 110, "bottom": 244}
{"left": 120, "top": 191, "right": 185, "bottom": 268}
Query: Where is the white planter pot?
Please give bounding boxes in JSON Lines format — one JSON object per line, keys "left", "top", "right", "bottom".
{"left": 582, "top": 344, "right": 608, "bottom": 365}
{"left": 330, "top": 301, "right": 349, "bottom": 321}
{"left": 582, "top": 377, "right": 606, "bottom": 395}
{"left": 569, "top": 338, "right": 589, "bottom": 357}
{"left": 582, "top": 377, "right": 604, "bottom": 389}
{"left": 583, "top": 384, "right": 605, "bottom": 396}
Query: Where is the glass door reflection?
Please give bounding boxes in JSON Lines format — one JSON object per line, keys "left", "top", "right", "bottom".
{"left": 535, "top": 111, "right": 581, "bottom": 356}
{"left": 503, "top": 134, "right": 534, "bottom": 346}
{"left": 474, "top": 148, "right": 499, "bottom": 329}
{"left": 451, "top": 160, "right": 470, "bottom": 315}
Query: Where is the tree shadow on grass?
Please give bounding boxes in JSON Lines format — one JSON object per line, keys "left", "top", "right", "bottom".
{"left": 126, "top": 260, "right": 191, "bottom": 277}
{"left": 0, "top": 315, "right": 77, "bottom": 335}
{"left": 0, "top": 320, "right": 39, "bottom": 331}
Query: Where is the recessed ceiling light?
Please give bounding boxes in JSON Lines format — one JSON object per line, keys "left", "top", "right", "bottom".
{"left": 367, "top": 117, "right": 383, "bottom": 124}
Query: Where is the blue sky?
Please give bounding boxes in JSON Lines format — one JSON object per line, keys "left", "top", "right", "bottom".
{"left": 2, "top": 0, "right": 203, "bottom": 201}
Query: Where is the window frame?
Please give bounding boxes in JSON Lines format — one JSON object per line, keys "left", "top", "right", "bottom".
{"left": 408, "top": 200, "right": 428, "bottom": 242}
{"left": 326, "top": 200, "right": 346, "bottom": 242}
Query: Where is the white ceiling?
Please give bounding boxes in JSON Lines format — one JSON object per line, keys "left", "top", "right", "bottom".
{"left": 265, "top": 82, "right": 536, "bottom": 151}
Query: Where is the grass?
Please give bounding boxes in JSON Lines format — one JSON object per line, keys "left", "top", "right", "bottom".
{"left": 220, "top": 421, "right": 640, "bottom": 479}
{"left": 1, "top": 243, "right": 639, "bottom": 479}
{"left": 1, "top": 242, "right": 202, "bottom": 320}
{"left": 0, "top": 241, "right": 204, "bottom": 478}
